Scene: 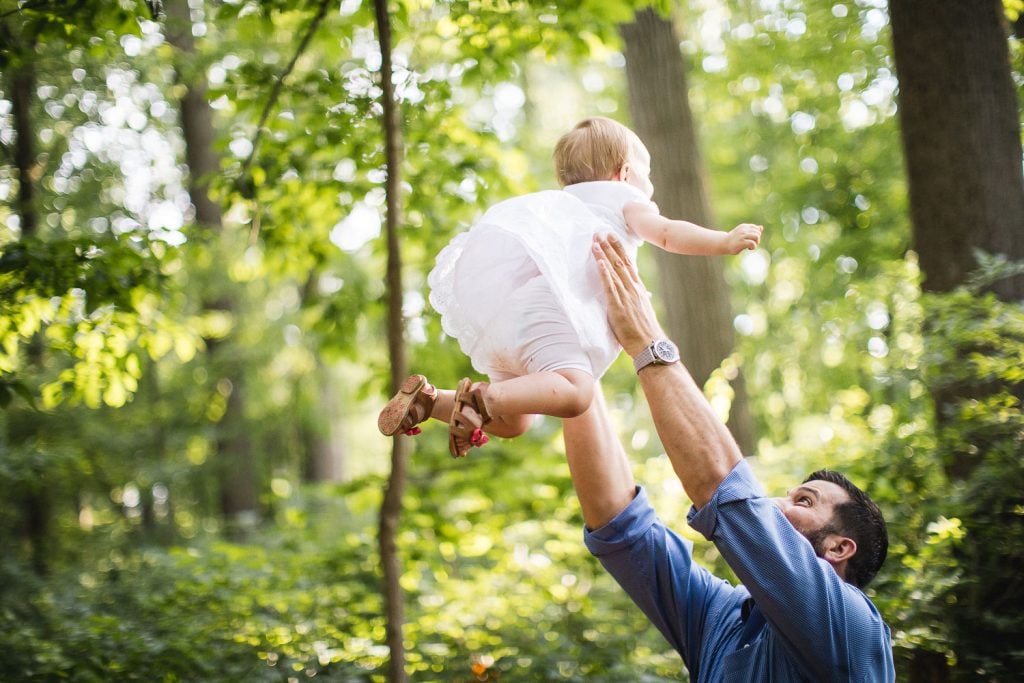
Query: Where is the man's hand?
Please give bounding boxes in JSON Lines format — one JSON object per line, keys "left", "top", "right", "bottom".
{"left": 592, "top": 233, "right": 666, "bottom": 358}
{"left": 593, "top": 233, "right": 742, "bottom": 510}
{"left": 724, "top": 223, "right": 763, "bottom": 255}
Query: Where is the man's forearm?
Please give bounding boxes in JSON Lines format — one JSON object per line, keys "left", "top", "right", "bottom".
{"left": 593, "top": 232, "right": 742, "bottom": 509}
{"left": 563, "top": 389, "right": 637, "bottom": 529}
{"left": 636, "top": 361, "right": 742, "bottom": 509}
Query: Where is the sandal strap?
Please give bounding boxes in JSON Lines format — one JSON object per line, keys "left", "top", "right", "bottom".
{"left": 378, "top": 374, "right": 438, "bottom": 437}
{"left": 467, "top": 383, "right": 492, "bottom": 425}
{"left": 449, "top": 377, "right": 490, "bottom": 458}
{"left": 403, "top": 381, "right": 437, "bottom": 430}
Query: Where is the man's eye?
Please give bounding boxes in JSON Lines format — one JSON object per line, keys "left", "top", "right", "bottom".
{"left": 797, "top": 496, "right": 811, "bottom": 505}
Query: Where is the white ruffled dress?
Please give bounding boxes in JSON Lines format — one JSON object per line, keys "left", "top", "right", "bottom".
{"left": 428, "top": 181, "right": 650, "bottom": 380}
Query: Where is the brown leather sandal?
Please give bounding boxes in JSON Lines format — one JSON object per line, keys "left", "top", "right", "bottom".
{"left": 378, "top": 374, "right": 438, "bottom": 436}
{"left": 448, "top": 378, "right": 492, "bottom": 458}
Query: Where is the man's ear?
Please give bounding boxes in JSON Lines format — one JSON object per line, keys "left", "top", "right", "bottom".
{"left": 823, "top": 535, "right": 857, "bottom": 564}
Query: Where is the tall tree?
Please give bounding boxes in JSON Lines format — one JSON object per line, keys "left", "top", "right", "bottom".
{"left": 890, "top": 0, "right": 1024, "bottom": 302}
{"left": 163, "top": 0, "right": 258, "bottom": 526}
{"left": 890, "top": 2, "right": 1024, "bottom": 679}
{"left": 3, "top": 37, "right": 37, "bottom": 240}
{"left": 2, "top": 4, "right": 47, "bottom": 576}
{"left": 373, "top": 0, "right": 411, "bottom": 680}
{"left": 620, "top": 7, "right": 755, "bottom": 455}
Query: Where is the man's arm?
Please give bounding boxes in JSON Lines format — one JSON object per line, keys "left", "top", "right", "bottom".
{"left": 563, "top": 389, "right": 636, "bottom": 530}
{"left": 592, "top": 233, "right": 741, "bottom": 508}
{"left": 570, "top": 390, "right": 749, "bottom": 675}
{"left": 593, "top": 232, "right": 895, "bottom": 681}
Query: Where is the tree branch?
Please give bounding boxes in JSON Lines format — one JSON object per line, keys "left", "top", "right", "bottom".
{"left": 236, "top": 0, "right": 332, "bottom": 196}
{"left": 0, "top": 0, "right": 93, "bottom": 22}
{"left": 0, "top": 0, "right": 51, "bottom": 21}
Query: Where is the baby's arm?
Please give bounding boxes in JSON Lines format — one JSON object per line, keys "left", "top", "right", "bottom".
{"left": 624, "top": 201, "right": 762, "bottom": 256}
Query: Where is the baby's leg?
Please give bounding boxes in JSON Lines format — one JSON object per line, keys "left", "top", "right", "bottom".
{"left": 447, "top": 273, "right": 596, "bottom": 440}
{"left": 428, "top": 369, "right": 593, "bottom": 438}
{"left": 477, "top": 369, "right": 594, "bottom": 438}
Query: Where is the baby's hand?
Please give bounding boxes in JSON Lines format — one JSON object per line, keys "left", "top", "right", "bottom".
{"left": 724, "top": 223, "right": 763, "bottom": 254}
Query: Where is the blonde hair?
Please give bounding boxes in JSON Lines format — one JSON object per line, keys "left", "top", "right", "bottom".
{"left": 553, "top": 117, "right": 639, "bottom": 187}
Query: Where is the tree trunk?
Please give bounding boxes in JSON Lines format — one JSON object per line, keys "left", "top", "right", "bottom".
{"left": 295, "top": 273, "right": 347, "bottom": 484}
{"left": 890, "top": 3, "right": 1024, "bottom": 680}
{"left": 6, "top": 36, "right": 47, "bottom": 368}
{"left": 21, "top": 487, "right": 50, "bottom": 576}
{"left": 373, "top": 0, "right": 410, "bottom": 680}
{"left": 907, "top": 649, "right": 948, "bottom": 683}
{"left": 9, "top": 58, "right": 37, "bottom": 239}
{"left": 890, "top": 0, "right": 1024, "bottom": 301}
{"left": 302, "top": 362, "right": 346, "bottom": 483}
{"left": 164, "top": 0, "right": 258, "bottom": 527}
{"left": 4, "top": 31, "right": 50, "bottom": 573}
{"left": 620, "top": 8, "right": 755, "bottom": 455}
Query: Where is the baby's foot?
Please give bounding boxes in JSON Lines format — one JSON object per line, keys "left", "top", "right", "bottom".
{"left": 378, "top": 375, "right": 438, "bottom": 436}
{"left": 448, "top": 379, "right": 491, "bottom": 458}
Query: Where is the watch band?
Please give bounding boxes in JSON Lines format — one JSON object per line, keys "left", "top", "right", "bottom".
{"left": 632, "top": 344, "right": 656, "bottom": 373}
{"left": 633, "top": 339, "right": 680, "bottom": 373}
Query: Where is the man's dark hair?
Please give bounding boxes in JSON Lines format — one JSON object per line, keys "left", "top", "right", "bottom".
{"left": 804, "top": 469, "right": 888, "bottom": 589}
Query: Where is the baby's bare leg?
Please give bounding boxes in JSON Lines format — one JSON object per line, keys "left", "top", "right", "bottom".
{"left": 429, "top": 390, "right": 455, "bottom": 423}
{"left": 478, "top": 369, "right": 594, "bottom": 438}
{"left": 426, "top": 370, "right": 593, "bottom": 439}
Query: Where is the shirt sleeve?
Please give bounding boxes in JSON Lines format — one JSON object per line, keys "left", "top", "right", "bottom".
{"left": 688, "top": 460, "right": 894, "bottom": 682}
{"left": 562, "top": 181, "right": 654, "bottom": 242}
{"left": 585, "top": 486, "right": 747, "bottom": 676}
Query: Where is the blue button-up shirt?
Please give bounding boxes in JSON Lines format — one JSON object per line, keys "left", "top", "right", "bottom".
{"left": 585, "top": 460, "right": 895, "bottom": 682}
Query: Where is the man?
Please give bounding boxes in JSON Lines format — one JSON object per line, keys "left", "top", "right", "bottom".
{"left": 556, "top": 233, "right": 895, "bottom": 681}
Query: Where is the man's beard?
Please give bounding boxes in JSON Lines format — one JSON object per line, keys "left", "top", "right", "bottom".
{"left": 805, "top": 524, "right": 838, "bottom": 559}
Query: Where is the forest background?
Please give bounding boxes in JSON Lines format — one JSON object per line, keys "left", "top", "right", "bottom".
{"left": 1, "top": 0, "right": 1022, "bottom": 681}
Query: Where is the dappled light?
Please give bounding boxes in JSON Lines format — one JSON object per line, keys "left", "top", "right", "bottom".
{"left": 1, "top": 0, "right": 1022, "bottom": 681}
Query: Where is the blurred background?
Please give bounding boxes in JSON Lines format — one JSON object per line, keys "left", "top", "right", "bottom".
{"left": 1, "top": 0, "right": 1021, "bottom": 680}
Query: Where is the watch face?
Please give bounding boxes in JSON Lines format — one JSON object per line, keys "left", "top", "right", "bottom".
{"left": 654, "top": 340, "right": 679, "bottom": 363}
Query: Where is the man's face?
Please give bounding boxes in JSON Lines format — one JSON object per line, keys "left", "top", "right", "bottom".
{"left": 771, "top": 480, "right": 851, "bottom": 547}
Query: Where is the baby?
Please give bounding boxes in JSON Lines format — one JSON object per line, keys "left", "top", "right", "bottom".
{"left": 378, "top": 116, "right": 761, "bottom": 457}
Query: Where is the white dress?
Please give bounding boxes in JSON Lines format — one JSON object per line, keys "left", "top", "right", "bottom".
{"left": 428, "top": 181, "right": 650, "bottom": 380}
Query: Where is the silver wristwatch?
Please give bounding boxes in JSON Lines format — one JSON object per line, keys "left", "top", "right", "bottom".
{"left": 632, "top": 339, "right": 680, "bottom": 373}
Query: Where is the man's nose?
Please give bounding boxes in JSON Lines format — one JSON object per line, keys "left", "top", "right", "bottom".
{"left": 770, "top": 497, "right": 787, "bottom": 511}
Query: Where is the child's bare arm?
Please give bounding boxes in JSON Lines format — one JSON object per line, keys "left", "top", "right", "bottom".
{"left": 625, "top": 201, "right": 762, "bottom": 256}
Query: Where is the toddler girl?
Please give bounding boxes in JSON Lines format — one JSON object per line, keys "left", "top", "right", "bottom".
{"left": 378, "top": 117, "right": 762, "bottom": 457}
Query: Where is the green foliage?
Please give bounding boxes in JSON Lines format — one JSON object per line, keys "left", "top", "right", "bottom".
{"left": 2, "top": 0, "right": 1022, "bottom": 680}
{"left": 917, "top": 261, "right": 1024, "bottom": 680}
{"left": 858, "top": 256, "right": 1024, "bottom": 679}
{"left": 0, "top": 235, "right": 204, "bottom": 409}
{"left": 686, "top": 0, "right": 910, "bottom": 451}
{"left": 0, "top": 444, "right": 682, "bottom": 681}
{"left": 1, "top": 0, "right": 202, "bottom": 410}
{"left": 0, "top": 0, "right": 146, "bottom": 68}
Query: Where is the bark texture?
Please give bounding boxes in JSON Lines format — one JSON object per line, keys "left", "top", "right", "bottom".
{"left": 890, "top": 0, "right": 1024, "bottom": 300}
{"left": 9, "top": 58, "right": 37, "bottom": 239}
{"left": 373, "top": 0, "right": 411, "bottom": 680}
